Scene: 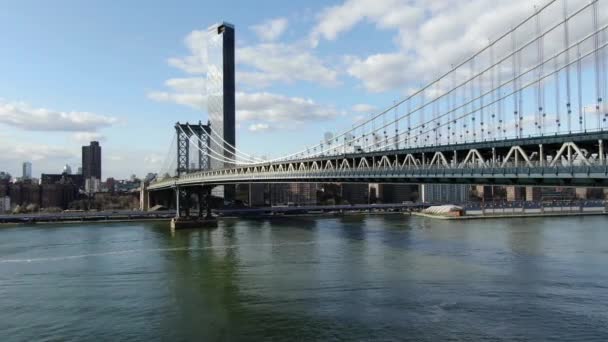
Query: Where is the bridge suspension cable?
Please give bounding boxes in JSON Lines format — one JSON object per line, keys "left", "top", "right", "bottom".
{"left": 269, "top": 0, "right": 566, "bottom": 162}
{"left": 284, "top": 0, "right": 605, "bottom": 161}
{"left": 376, "top": 30, "right": 608, "bottom": 152}
{"left": 181, "top": 125, "right": 258, "bottom": 165}
{"left": 306, "top": 23, "right": 608, "bottom": 158}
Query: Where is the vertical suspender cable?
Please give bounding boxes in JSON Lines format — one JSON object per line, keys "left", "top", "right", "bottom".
{"left": 593, "top": 0, "right": 601, "bottom": 130}
{"left": 512, "top": 31, "right": 519, "bottom": 139}
{"left": 555, "top": 57, "right": 562, "bottom": 132}
{"left": 563, "top": 0, "right": 572, "bottom": 132}
{"left": 577, "top": 43, "right": 584, "bottom": 132}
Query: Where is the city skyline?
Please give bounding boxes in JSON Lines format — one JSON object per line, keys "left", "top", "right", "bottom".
{"left": 1, "top": 0, "right": 588, "bottom": 179}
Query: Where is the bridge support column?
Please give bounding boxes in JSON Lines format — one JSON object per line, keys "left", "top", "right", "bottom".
{"left": 139, "top": 183, "right": 150, "bottom": 211}
{"left": 492, "top": 148, "right": 496, "bottom": 166}
{"left": 600, "top": 140, "right": 604, "bottom": 165}
{"left": 175, "top": 186, "right": 180, "bottom": 218}
{"left": 539, "top": 144, "right": 544, "bottom": 167}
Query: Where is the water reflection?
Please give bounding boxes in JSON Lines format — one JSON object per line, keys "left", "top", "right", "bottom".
{"left": 1, "top": 216, "right": 607, "bottom": 341}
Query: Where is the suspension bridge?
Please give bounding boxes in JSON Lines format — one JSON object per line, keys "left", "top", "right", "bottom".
{"left": 143, "top": 0, "right": 608, "bottom": 217}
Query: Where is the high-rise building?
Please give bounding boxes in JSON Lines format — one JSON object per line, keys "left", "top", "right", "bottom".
{"left": 22, "top": 162, "right": 32, "bottom": 179}
{"left": 82, "top": 141, "right": 102, "bottom": 180}
{"left": 206, "top": 22, "right": 235, "bottom": 200}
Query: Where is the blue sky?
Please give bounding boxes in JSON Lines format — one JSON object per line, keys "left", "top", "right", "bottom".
{"left": 1, "top": 0, "right": 604, "bottom": 179}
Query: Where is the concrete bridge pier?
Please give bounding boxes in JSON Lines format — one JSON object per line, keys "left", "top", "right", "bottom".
{"left": 171, "top": 185, "right": 217, "bottom": 229}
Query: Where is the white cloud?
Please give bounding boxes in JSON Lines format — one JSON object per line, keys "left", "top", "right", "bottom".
{"left": 0, "top": 99, "right": 117, "bottom": 132}
{"left": 167, "top": 30, "right": 209, "bottom": 74}
{"left": 72, "top": 132, "right": 106, "bottom": 144}
{"left": 248, "top": 123, "right": 271, "bottom": 132}
{"left": 237, "top": 42, "right": 339, "bottom": 88}
{"left": 237, "top": 92, "right": 342, "bottom": 123}
{"left": 316, "top": 0, "right": 599, "bottom": 95}
{"left": 310, "top": 0, "right": 423, "bottom": 46}
{"left": 148, "top": 77, "right": 342, "bottom": 127}
{"left": 144, "top": 154, "right": 164, "bottom": 165}
{"left": 147, "top": 91, "right": 206, "bottom": 110}
{"left": 251, "top": 18, "right": 289, "bottom": 41}
{"left": 346, "top": 53, "right": 412, "bottom": 92}
{"left": 351, "top": 104, "right": 376, "bottom": 113}
{"left": 167, "top": 29, "right": 338, "bottom": 89}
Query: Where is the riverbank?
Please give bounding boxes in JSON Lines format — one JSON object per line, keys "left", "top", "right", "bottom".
{"left": 413, "top": 211, "right": 608, "bottom": 220}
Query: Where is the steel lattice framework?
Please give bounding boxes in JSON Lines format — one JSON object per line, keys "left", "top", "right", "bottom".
{"left": 175, "top": 122, "right": 211, "bottom": 175}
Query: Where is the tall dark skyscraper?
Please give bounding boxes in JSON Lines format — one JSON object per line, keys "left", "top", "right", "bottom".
{"left": 82, "top": 141, "right": 101, "bottom": 179}
{"left": 207, "top": 22, "right": 235, "bottom": 200}
{"left": 207, "top": 22, "right": 235, "bottom": 169}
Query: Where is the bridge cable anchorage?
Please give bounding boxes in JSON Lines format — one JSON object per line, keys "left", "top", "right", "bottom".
{"left": 315, "top": 21, "right": 608, "bottom": 156}
{"left": 270, "top": 0, "right": 567, "bottom": 162}
{"left": 277, "top": 0, "right": 601, "bottom": 162}
{"left": 374, "top": 28, "right": 608, "bottom": 152}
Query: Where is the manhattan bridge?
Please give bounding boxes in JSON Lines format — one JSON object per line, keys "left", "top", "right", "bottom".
{"left": 144, "top": 0, "right": 608, "bottom": 213}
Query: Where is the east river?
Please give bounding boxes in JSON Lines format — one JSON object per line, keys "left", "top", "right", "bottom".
{"left": 1, "top": 215, "right": 607, "bottom": 341}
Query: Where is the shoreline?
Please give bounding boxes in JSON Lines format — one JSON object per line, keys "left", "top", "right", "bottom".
{"left": 413, "top": 211, "right": 608, "bottom": 220}
{"left": 2, "top": 209, "right": 606, "bottom": 227}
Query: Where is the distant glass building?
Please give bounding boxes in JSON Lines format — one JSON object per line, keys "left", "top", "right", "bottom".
{"left": 82, "top": 141, "right": 102, "bottom": 180}
{"left": 206, "top": 22, "right": 236, "bottom": 200}
{"left": 22, "top": 162, "right": 32, "bottom": 179}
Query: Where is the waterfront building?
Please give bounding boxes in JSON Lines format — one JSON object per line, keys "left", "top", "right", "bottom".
{"left": 341, "top": 183, "right": 369, "bottom": 204}
{"left": 378, "top": 184, "right": 419, "bottom": 203}
{"left": 105, "top": 178, "right": 116, "bottom": 193}
{"left": 525, "top": 187, "right": 542, "bottom": 201}
{"left": 8, "top": 180, "right": 40, "bottom": 208}
{"left": 269, "top": 183, "right": 318, "bottom": 206}
{"left": 540, "top": 187, "right": 577, "bottom": 201}
{"left": 421, "top": 184, "right": 471, "bottom": 204}
{"left": 506, "top": 186, "right": 526, "bottom": 201}
{"left": 40, "top": 182, "right": 77, "bottom": 209}
{"left": 0, "top": 196, "right": 10, "bottom": 213}
{"left": 82, "top": 141, "right": 102, "bottom": 180}
{"left": 22, "top": 162, "right": 32, "bottom": 179}
{"left": 85, "top": 177, "right": 101, "bottom": 193}
{"left": 41, "top": 173, "right": 85, "bottom": 190}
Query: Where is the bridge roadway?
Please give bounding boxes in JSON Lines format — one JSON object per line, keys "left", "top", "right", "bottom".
{"left": 148, "top": 131, "right": 608, "bottom": 191}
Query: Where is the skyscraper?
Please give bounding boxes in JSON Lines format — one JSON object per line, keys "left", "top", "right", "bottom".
{"left": 206, "top": 22, "right": 235, "bottom": 200}
{"left": 82, "top": 141, "right": 102, "bottom": 180}
{"left": 22, "top": 162, "right": 32, "bottom": 179}
{"left": 207, "top": 22, "right": 235, "bottom": 170}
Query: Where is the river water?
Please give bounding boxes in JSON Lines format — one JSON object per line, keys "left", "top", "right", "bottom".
{"left": 1, "top": 215, "right": 607, "bottom": 341}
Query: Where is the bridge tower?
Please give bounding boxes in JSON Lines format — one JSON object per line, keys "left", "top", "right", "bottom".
{"left": 175, "top": 122, "right": 211, "bottom": 176}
